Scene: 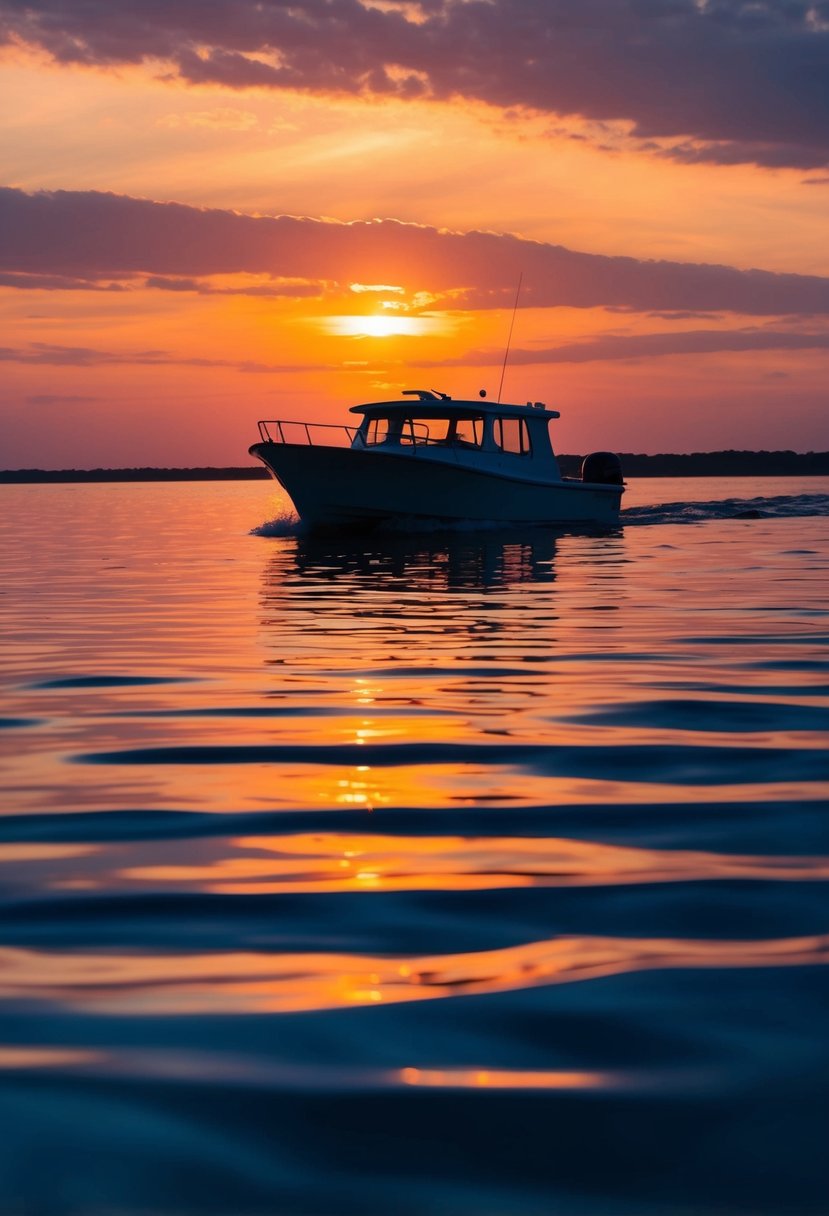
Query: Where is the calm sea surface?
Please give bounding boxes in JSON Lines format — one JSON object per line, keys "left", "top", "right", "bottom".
{"left": 1, "top": 477, "right": 828, "bottom": 1215}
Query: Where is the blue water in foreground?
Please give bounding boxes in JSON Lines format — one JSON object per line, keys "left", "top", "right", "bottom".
{"left": 1, "top": 477, "right": 828, "bottom": 1215}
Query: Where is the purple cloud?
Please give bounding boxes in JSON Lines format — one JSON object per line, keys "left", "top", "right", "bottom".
{"left": 1, "top": 0, "right": 828, "bottom": 169}
{"left": 0, "top": 271, "right": 127, "bottom": 291}
{"left": 144, "top": 275, "right": 323, "bottom": 297}
{"left": 419, "top": 328, "right": 829, "bottom": 367}
{"left": 0, "top": 342, "right": 329, "bottom": 373}
{"left": 4, "top": 187, "right": 829, "bottom": 316}
{"left": 25, "top": 394, "right": 99, "bottom": 404}
{"left": 0, "top": 344, "right": 169, "bottom": 366}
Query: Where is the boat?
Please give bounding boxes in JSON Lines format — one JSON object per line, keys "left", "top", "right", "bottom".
{"left": 249, "top": 389, "right": 624, "bottom": 531}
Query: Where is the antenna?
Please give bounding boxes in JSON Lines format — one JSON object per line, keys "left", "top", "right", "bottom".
{"left": 497, "top": 271, "right": 523, "bottom": 404}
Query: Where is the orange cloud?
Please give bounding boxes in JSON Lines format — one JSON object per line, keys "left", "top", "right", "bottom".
{"left": 3, "top": 0, "right": 828, "bottom": 170}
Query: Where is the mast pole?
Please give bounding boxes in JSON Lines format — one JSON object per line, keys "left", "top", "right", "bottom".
{"left": 497, "top": 271, "right": 523, "bottom": 404}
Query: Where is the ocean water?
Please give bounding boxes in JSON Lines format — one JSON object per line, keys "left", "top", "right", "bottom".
{"left": 1, "top": 476, "right": 828, "bottom": 1215}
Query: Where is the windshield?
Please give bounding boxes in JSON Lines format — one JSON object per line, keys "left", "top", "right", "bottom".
{"left": 361, "top": 414, "right": 485, "bottom": 447}
{"left": 394, "top": 415, "right": 485, "bottom": 447}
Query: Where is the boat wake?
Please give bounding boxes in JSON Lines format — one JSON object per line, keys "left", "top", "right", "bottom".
{"left": 250, "top": 511, "right": 302, "bottom": 537}
{"left": 622, "top": 492, "right": 829, "bottom": 528}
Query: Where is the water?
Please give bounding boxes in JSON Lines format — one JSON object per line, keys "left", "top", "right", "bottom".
{"left": 1, "top": 476, "right": 828, "bottom": 1215}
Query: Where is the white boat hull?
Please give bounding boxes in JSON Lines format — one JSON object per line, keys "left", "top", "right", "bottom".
{"left": 249, "top": 442, "right": 623, "bottom": 530}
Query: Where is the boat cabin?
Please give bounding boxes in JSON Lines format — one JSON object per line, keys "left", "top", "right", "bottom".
{"left": 349, "top": 390, "right": 562, "bottom": 479}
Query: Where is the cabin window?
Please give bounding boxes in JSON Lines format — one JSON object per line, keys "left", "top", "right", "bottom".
{"left": 495, "top": 418, "right": 530, "bottom": 455}
{"left": 365, "top": 417, "right": 390, "bottom": 445}
{"left": 452, "top": 417, "right": 484, "bottom": 448}
{"left": 398, "top": 416, "right": 484, "bottom": 447}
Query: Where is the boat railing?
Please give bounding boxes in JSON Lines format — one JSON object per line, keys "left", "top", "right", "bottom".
{"left": 400, "top": 421, "right": 431, "bottom": 445}
{"left": 257, "top": 420, "right": 359, "bottom": 447}
{"left": 256, "top": 418, "right": 485, "bottom": 455}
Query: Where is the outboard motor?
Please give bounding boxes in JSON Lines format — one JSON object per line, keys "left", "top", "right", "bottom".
{"left": 581, "top": 451, "right": 624, "bottom": 486}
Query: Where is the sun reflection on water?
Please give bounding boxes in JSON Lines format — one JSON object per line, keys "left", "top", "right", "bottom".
{"left": 399, "top": 1067, "right": 615, "bottom": 1090}
{"left": 1, "top": 934, "right": 826, "bottom": 1016}
{"left": 114, "top": 832, "right": 829, "bottom": 896}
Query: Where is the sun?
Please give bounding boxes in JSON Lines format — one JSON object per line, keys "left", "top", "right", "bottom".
{"left": 359, "top": 314, "right": 411, "bottom": 338}
{"left": 322, "top": 314, "right": 448, "bottom": 338}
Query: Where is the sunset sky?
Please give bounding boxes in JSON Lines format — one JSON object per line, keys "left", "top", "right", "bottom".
{"left": 2, "top": 0, "right": 828, "bottom": 467}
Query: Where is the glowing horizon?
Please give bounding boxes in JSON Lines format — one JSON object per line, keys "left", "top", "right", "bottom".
{"left": 1, "top": 2, "right": 829, "bottom": 464}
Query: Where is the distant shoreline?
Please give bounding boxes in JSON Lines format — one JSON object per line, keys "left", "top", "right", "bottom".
{"left": 2, "top": 451, "right": 828, "bottom": 482}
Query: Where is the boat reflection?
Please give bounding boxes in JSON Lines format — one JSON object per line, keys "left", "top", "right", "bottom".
{"left": 286, "top": 528, "right": 562, "bottom": 590}
{"left": 249, "top": 525, "right": 641, "bottom": 811}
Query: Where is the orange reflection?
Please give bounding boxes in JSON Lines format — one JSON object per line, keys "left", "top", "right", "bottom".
{"left": 0, "top": 1046, "right": 100, "bottom": 1069}
{"left": 399, "top": 1067, "right": 615, "bottom": 1090}
{"left": 0, "top": 845, "right": 96, "bottom": 862}
{"left": 120, "top": 833, "right": 829, "bottom": 896}
{"left": 1, "top": 933, "right": 825, "bottom": 1016}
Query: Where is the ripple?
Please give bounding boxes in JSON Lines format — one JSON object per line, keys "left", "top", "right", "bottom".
{"left": 114, "top": 705, "right": 455, "bottom": 720}
{"left": 31, "top": 675, "right": 196, "bottom": 690}
{"left": 651, "top": 680, "right": 829, "bottom": 697}
{"left": 563, "top": 698, "right": 829, "bottom": 732}
{"left": 749, "top": 658, "right": 829, "bottom": 672}
{"left": 74, "top": 741, "right": 829, "bottom": 784}
{"left": 679, "top": 633, "right": 829, "bottom": 646}
{"left": 0, "top": 1045, "right": 635, "bottom": 1093}
{"left": 1, "top": 799, "right": 825, "bottom": 855}
{"left": 0, "top": 933, "right": 825, "bottom": 1015}
{"left": 115, "top": 831, "right": 829, "bottom": 896}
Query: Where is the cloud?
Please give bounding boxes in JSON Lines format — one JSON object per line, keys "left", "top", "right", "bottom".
{"left": 659, "top": 139, "right": 829, "bottom": 172}
{"left": 349, "top": 283, "right": 406, "bottom": 294}
{"left": 420, "top": 328, "right": 829, "bottom": 367}
{"left": 144, "top": 275, "right": 323, "bottom": 297}
{"left": 645, "top": 311, "right": 722, "bottom": 321}
{"left": 0, "top": 271, "right": 128, "bottom": 291}
{"left": 1, "top": 0, "right": 828, "bottom": 169}
{"left": 0, "top": 265, "right": 324, "bottom": 298}
{"left": 0, "top": 342, "right": 327, "bottom": 373}
{"left": 26, "top": 394, "right": 100, "bottom": 405}
{"left": 5, "top": 187, "right": 829, "bottom": 317}
{"left": 0, "top": 343, "right": 168, "bottom": 367}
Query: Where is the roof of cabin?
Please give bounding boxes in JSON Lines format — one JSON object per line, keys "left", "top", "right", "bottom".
{"left": 350, "top": 393, "right": 560, "bottom": 420}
